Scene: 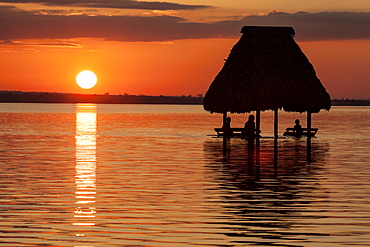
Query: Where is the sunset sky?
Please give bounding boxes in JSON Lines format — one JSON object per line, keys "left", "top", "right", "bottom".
{"left": 1, "top": 0, "right": 369, "bottom": 99}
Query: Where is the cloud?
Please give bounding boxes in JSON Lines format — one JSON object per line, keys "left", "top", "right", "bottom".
{"left": 37, "top": 9, "right": 98, "bottom": 16}
{"left": 0, "top": 39, "right": 20, "bottom": 45}
{"left": 31, "top": 41, "right": 82, "bottom": 47}
{"left": 0, "top": 36, "right": 81, "bottom": 47}
{"left": 0, "top": 0, "right": 210, "bottom": 10}
{"left": 240, "top": 10, "right": 370, "bottom": 41}
{"left": 1, "top": 6, "right": 369, "bottom": 43}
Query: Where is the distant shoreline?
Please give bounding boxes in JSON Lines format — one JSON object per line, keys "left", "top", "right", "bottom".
{"left": 1, "top": 91, "right": 369, "bottom": 106}
{"left": 0, "top": 91, "right": 203, "bottom": 105}
{"left": 330, "top": 99, "right": 370, "bottom": 106}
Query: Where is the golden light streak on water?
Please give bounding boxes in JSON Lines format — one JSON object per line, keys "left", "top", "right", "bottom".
{"left": 74, "top": 104, "right": 97, "bottom": 228}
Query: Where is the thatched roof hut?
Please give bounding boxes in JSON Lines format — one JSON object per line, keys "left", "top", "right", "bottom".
{"left": 203, "top": 26, "right": 331, "bottom": 114}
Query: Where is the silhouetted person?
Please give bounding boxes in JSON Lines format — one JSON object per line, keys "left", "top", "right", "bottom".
{"left": 222, "top": 117, "right": 233, "bottom": 137}
{"left": 243, "top": 115, "right": 256, "bottom": 140}
{"left": 293, "top": 119, "right": 303, "bottom": 137}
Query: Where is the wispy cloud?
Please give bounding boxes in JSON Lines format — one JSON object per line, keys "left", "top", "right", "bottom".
{"left": 0, "top": 37, "right": 81, "bottom": 49}
{"left": 1, "top": 6, "right": 369, "bottom": 43}
{"left": 0, "top": 39, "right": 20, "bottom": 45}
{"left": 0, "top": 0, "right": 210, "bottom": 10}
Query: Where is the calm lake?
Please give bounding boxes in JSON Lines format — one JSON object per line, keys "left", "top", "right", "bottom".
{"left": 1, "top": 103, "right": 370, "bottom": 246}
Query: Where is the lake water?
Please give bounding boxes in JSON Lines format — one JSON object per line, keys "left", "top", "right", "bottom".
{"left": 1, "top": 103, "right": 370, "bottom": 246}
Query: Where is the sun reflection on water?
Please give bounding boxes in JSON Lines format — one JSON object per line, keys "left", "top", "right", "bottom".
{"left": 74, "top": 104, "right": 97, "bottom": 227}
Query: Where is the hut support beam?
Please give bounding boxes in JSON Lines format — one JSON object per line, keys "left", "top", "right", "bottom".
{"left": 307, "top": 111, "right": 312, "bottom": 162}
{"left": 307, "top": 111, "right": 312, "bottom": 138}
{"left": 255, "top": 110, "right": 261, "bottom": 181}
{"left": 273, "top": 109, "right": 278, "bottom": 172}
{"left": 256, "top": 110, "right": 261, "bottom": 141}
{"left": 223, "top": 112, "right": 227, "bottom": 127}
{"left": 274, "top": 109, "right": 278, "bottom": 139}
{"left": 274, "top": 137, "right": 278, "bottom": 177}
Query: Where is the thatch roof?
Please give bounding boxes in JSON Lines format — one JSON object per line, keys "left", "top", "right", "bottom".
{"left": 203, "top": 26, "right": 331, "bottom": 114}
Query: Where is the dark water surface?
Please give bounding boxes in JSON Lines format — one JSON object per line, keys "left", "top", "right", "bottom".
{"left": 1, "top": 104, "right": 369, "bottom": 246}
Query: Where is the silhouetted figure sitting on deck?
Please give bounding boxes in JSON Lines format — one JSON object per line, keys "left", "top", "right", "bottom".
{"left": 242, "top": 115, "right": 257, "bottom": 140}
{"left": 222, "top": 117, "right": 233, "bottom": 137}
{"left": 293, "top": 119, "right": 303, "bottom": 137}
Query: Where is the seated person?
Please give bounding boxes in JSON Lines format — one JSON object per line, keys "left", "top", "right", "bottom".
{"left": 293, "top": 119, "right": 303, "bottom": 137}
{"left": 242, "top": 115, "right": 256, "bottom": 139}
{"left": 222, "top": 117, "right": 233, "bottom": 136}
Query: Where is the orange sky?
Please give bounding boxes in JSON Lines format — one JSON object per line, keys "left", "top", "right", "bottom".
{"left": 0, "top": 1, "right": 369, "bottom": 98}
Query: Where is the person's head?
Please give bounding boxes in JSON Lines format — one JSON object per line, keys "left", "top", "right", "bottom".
{"left": 295, "top": 119, "right": 300, "bottom": 124}
{"left": 248, "top": 115, "right": 255, "bottom": 121}
{"left": 226, "top": 117, "right": 231, "bottom": 122}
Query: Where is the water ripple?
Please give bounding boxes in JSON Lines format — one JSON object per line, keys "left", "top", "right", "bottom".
{"left": 1, "top": 105, "right": 370, "bottom": 246}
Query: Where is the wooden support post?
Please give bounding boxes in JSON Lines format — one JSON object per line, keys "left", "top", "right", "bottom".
{"left": 307, "top": 111, "right": 312, "bottom": 162}
{"left": 255, "top": 140, "right": 260, "bottom": 182}
{"left": 223, "top": 112, "right": 227, "bottom": 127}
{"left": 255, "top": 110, "right": 261, "bottom": 182}
{"left": 307, "top": 111, "right": 312, "bottom": 138}
{"left": 274, "top": 109, "right": 278, "bottom": 139}
{"left": 256, "top": 110, "right": 261, "bottom": 141}
{"left": 274, "top": 137, "right": 278, "bottom": 178}
{"left": 273, "top": 108, "right": 279, "bottom": 176}
{"left": 223, "top": 134, "right": 227, "bottom": 156}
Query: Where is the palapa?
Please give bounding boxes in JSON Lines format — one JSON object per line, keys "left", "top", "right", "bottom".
{"left": 203, "top": 26, "right": 331, "bottom": 114}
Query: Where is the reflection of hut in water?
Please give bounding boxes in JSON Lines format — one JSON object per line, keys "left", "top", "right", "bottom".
{"left": 203, "top": 139, "right": 330, "bottom": 241}
{"left": 203, "top": 26, "right": 331, "bottom": 137}
{"left": 204, "top": 139, "right": 329, "bottom": 186}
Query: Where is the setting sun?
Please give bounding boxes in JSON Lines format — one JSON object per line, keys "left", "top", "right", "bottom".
{"left": 76, "top": 70, "right": 97, "bottom": 89}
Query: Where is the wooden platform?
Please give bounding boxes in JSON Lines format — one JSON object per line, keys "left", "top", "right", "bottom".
{"left": 214, "top": 127, "right": 318, "bottom": 138}
{"left": 283, "top": 128, "right": 318, "bottom": 137}
{"left": 214, "top": 128, "right": 245, "bottom": 137}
